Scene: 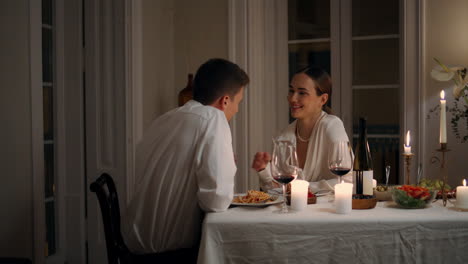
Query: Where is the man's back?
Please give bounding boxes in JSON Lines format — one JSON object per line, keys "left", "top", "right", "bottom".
{"left": 122, "top": 100, "right": 236, "bottom": 254}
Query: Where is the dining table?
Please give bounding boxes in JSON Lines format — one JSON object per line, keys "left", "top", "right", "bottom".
{"left": 197, "top": 196, "right": 468, "bottom": 264}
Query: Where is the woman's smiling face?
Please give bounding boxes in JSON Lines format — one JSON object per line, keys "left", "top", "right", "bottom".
{"left": 288, "top": 73, "right": 328, "bottom": 120}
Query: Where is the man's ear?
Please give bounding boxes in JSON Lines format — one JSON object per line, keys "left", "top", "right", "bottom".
{"left": 220, "top": 96, "right": 230, "bottom": 110}
{"left": 213, "top": 95, "right": 229, "bottom": 110}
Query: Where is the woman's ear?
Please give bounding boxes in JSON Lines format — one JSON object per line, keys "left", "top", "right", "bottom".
{"left": 321, "top": 93, "right": 329, "bottom": 105}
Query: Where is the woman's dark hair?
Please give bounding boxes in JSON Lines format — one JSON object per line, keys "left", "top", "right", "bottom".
{"left": 296, "top": 66, "right": 333, "bottom": 114}
{"left": 193, "top": 58, "right": 249, "bottom": 105}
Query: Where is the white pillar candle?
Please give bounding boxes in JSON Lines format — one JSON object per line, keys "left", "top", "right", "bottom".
{"left": 403, "top": 130, "right": 411, "bottom": 154}
{"left": 291, "top": 180, "right": 309, "bottom": 211}
{"left": 456, "top": 179, "right": 468, "bottom": 209}
{"left": 440, "top": 90, "right": 447, "bottom": 144}
{"left": 335, "top": 182, "right": 353, "bottom": 214}
{"left": 372, "top": 179, "right": 377, "bottom": 188}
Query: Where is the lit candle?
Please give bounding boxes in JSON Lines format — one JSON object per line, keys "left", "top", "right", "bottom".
{"left": 456, "top": 179, "right": 468, "bottom": 209}
{"left": 403, "top": 130, "right": 412, "bottom": 154}
{"left": 291, "top": 180, "right": 309, "bottom": 211}
{"left": 335, "top": 182, "right": 353, "bottom": 214}
{"left": 440, "top": 90, "right": 447, "bottom": 144}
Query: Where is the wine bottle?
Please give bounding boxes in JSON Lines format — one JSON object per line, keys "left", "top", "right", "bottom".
{"left": 353, "top": 117, "right": 374, "bottom": 195}
{"left": 178, "top": 73, "right": 194, "bottom": 106}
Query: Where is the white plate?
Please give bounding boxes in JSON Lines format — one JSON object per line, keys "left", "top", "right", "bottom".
{"left": 231, "top": 194, "right": 283, "bottom": 207}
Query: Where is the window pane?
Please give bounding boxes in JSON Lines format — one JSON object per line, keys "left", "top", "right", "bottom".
{"left": 46, "top": 201, "right": 56, "bottom": 256}
{"left": 353, "top": 38, "right": 399, "bottom": 85}
{"left": 288, "top": 0, "right": 330, "bottom": 40}
{"left": 44, "top": 143, "right": 55, "bottom": 198}
{"left": 288, "top": 42, "right": 331, "bottom": 79}
{"left": 352, "top": 89, "right": 399, "bottom": 132}
{"left": 42, "top": 28, "right": 53, "bottom": 83}
{"left": 352, "top": 0, "right": 399, "bottom": 36}
{"left": 353, "top": 88, "right": 400, "bottom": 183}
{"left": 42, "top": 0, "right": 53, "bottom": 25}
{"left": 43, "top": 86, "right": 54, "bottom": 140}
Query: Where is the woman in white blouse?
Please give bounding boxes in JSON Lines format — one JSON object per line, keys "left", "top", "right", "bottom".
{"left": 252, "top": 66, "right": 352, "bottom": 193}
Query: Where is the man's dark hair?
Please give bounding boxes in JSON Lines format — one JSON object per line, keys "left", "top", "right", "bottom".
{"left": 193, "top": 58, "right": 249, "bottom": 105}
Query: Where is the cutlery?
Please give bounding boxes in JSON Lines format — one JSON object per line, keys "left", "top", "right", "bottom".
{"left": 417, "top": 163, "right": 423, "bottom": 185}
{"left": 385, "top": 165, "right": 390, "bottom": 187}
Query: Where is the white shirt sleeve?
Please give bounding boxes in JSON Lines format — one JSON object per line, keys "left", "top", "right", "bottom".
{"left": 196, "top": 114, "right": 236, "bottom": 212}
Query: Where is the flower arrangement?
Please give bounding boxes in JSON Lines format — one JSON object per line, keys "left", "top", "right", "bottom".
{"left": 428, "top": 58, "right": 468, "bottom": 142}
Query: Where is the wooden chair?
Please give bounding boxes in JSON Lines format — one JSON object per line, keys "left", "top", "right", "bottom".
{"left": 90, "top": 173, "right": 197, "bottom": 264}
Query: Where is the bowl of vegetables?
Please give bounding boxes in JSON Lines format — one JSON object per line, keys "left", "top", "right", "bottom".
{"left": 391, "top": 185, "right": 436, "bottom": 209}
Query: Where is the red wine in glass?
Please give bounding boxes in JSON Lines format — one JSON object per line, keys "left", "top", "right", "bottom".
{"left": 330, "top": 167, "right": 351, "bottom": 177}
{"left": 273, "top": 174, "right": 296, "bottom": 185}
{"left": 328, "top": 141, "right": 354, "bottom": 184}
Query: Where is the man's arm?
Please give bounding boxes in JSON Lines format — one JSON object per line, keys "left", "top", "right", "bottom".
{"left": 196, "top": 117, "right": 236, "bottom": 212}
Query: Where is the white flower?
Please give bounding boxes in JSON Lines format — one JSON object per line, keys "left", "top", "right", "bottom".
{"left": 431, "top": 58, "right": 467, "bottom": 99}
{"left": 431, "top": 65, "right": 454, "bottom": 81}
{"left": 453, "top": 75, "right": 468, "bottom": 98}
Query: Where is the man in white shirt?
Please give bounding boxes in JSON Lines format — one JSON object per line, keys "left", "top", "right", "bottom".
{"left": 121, "top": 58, "right": 249, "bottom": 262}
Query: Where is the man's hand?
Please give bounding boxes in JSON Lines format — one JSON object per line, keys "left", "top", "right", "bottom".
{"left": 252, "top": 152, "right": 271, "bottom": 172}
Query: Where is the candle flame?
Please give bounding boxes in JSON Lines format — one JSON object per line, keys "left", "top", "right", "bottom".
{"left": 406, "top": 130, "right": 410, "bottom": 146}
{"left": 464, "top": 179, "right": 466, "bottom": 187}
{"left": 440, "top": 90, "right": 445, "bottom": 100}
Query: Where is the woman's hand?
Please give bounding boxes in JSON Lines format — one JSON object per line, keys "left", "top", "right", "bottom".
{"left": 252, "top": 152, "right": 271, "bottom": 172}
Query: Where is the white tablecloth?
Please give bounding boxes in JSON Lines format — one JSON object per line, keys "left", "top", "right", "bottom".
{"left": 198, "top": 197, "right": 468, "bottom": 264}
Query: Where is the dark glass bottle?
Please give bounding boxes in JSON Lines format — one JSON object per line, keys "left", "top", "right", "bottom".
{"left": 178, "top": 74, "right": 194, "bottom": 106}
{"left": 353, "top": 117, "right": 374, "bottom": 195}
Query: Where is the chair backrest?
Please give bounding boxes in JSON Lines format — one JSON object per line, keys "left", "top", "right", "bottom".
{"left": 90, "top": 173, "right": 131, "bottom": 264}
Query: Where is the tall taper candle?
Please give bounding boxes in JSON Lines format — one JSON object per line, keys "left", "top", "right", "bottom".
{"left": 440, "top": 90, "right": 447, "bottom": 144}
{"left": 403, "top": 130, "right": 411, "bottom": 154}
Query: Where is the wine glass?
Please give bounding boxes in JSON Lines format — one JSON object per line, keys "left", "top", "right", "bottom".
{"left": 328, "top": 141, "right": 353, "bottom": 184}
{"left": 271, "top": 138, "right": 299, "bottom": 213}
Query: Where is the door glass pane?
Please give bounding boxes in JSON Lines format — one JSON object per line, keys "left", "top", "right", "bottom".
{"left": 352, "top": 0, "right": 399, "bottom": 36}
{"left": 288, "top": 0, "right": 330, "bottom": 40}
{"left": 353, "top": 38, "right": 399, "bottom": 85}
{"left": 42, "top": 0, "right": 53, "bottom": 25}
{"left": 42, "top": 28, "right": 53, "bottom": 83}
{"left": 352, "top": 1, "right": 400, "bottom": 184}
{"left": 353, "top": 89, "right": 399, "bottom": 133}
{"left": 42, "top": 0, "right": 56, "bottom": 257}
{"left": 288, "top": 42, "right": 331, "bottom": 79}
{"left": 43, "top": 85, "right": 54, "bottom": 140}
{"left": 45, "top": 201, "right": 56, "bottom": 255}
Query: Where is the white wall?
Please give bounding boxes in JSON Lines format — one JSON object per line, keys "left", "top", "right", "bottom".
{"left": 423, "top": 0, "right": 468, "bottom": 187}
{"left": 141, "top": 0, "right": 228, "bottom": 134}
{"left": 0, "top": 0, "right": 34, "bottom": 258}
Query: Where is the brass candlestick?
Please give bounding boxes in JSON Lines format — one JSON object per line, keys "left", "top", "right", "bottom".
{"left": 430, "top": 143, "right": 451, "bottom": 207}
{"left": 402, "top": 153, "right": 414, "bottom": 185}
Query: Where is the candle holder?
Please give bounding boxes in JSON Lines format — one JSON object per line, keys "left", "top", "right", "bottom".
{"left": 402, "top": 153, "right": 414, "bottom": 186}
{"left": 430, "top": 143, "right": 451, "bottom": 207}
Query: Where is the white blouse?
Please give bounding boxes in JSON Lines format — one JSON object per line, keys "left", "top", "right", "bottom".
{"left": 122, "top": 100, "right": 236, "bottom": 254}
{"left": 258, "top": 111, "right": 352, "bottom": 193}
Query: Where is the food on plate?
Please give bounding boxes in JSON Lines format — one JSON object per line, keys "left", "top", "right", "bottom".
{"left": 418, "top": 178, "right": 451, "bottom": 191}
{"left": 392, "top": 185, "right": 434, "bottom": 209}
{"left": 232, "top": 190, "right": 274, "bottom": 204}
{"left": 396, "top": 185, "right": 431, "bottom": 200}
{"left": 374, "top": 185, "right": 393, "bottom": 201}
{"left": 375, "top": 185, "right": 389, "bottom": 192}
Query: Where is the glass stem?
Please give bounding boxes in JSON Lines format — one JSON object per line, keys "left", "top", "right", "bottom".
{"left": 282, "top": 184, "right": 288, "bottom": 213}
